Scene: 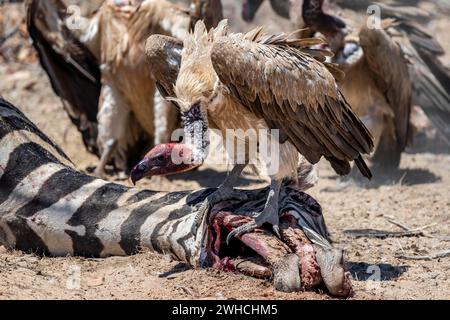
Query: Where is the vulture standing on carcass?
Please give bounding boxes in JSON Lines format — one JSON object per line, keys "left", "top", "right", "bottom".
{"left": 27, "top": 0, "right": 223, "bottom": 177}
{"left": 131, "top": 21, "right": 374, "bottom": 240}
{"left": 243, "top": 0, "right": 450, "bottom": 169}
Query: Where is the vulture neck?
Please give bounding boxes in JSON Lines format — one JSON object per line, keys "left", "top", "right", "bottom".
{"left": 302, "top": 0, "right": 346, "bottom": 38}
{"left": 270, "top": 0, "right": 291, "bottom": 19}
{"left": 182, "top": 103, "right": 210, "bottom": 165}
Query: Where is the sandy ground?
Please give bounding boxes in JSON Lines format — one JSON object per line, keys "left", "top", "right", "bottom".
{"left": 0, "top": 1, "right": 449, "bottom": 300}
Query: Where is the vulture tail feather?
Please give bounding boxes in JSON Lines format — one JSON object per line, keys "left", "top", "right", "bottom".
{"left": 355, "top": 155, "right": 372, "bottom": 180}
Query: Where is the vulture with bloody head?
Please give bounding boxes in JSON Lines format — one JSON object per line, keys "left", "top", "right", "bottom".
{"left": 132, "top": 20, "right": 374, "bottom": 240}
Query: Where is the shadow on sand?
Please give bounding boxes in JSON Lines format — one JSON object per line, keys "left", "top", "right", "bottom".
{"left": 158, "top": 263, "right": 191, "bottom": 278}
{"left": 346, "top": 262, "right": 409, "bottom": 282}
{"left": 363, "top": 167, "right": 441, "bottom": 188}
{"left": 324, "top": 166, "right": 441, "bottom": 191}
{"left": 167, "top": 168, "right": 264, "bottom": 188}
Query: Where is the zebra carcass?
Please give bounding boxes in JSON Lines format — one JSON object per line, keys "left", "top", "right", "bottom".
{"left": 0, "top": 98, "right": 352, "bottom": 297}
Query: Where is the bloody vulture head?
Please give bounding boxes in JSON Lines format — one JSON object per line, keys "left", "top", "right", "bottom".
{"left": 130, "top": 143, "right": 199, "bottom": 184}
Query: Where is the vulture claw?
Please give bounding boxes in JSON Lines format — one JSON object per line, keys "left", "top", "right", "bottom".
{"left": 226, "top": 221, "right": 258, "bottom": 245}
{"left": 191, "top": 186, "right": 247, "bottom": 236}
{"left": 272, "top": 224, "right": 281, "bottom": 239}
{"left": 226, "top": 205, "right": 281, "bottom": 245}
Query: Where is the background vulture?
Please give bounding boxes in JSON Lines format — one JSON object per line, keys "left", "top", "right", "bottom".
{"left": 132, "top": 21, "right": 374, "bottom": 240}
{"left": 27, "top": 0, "right": 223, "bottom": 177}
{"left": 242, "top": 0, "right": 450, "bottom": 170}
{"left": 308, "top": 2, "right": 450, "bottom": 169}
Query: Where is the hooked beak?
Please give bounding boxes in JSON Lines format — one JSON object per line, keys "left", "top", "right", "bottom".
{"left": 129, "top": 143, "right": 201, "bottom": 185}
{"left": 130, "top": 159, "right": 152, "bottom": 185}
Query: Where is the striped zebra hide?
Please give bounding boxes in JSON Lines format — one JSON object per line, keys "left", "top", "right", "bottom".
{"left": 0, "top": 98, "right": 352, "bottom": 297}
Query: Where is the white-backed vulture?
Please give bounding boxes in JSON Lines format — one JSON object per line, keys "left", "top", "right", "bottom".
{"left": 27, "top": 0, "right": 223, "bottom": 177}
{"left": 131, "top": 21, "right": 374, "bottom": 241}
{"left": 306, "top": 2, "right": 450, "bottom": 167}
{"left": 243, "top": 0, "right": 450, "bottom": 167}
{"left": 334, "top": 22, "right": 412, "bottom": 168}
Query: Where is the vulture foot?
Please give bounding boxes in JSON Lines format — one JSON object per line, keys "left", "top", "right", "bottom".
{"left": 226, "top": 180, "right": 282, "bottom": 244}
{"left": 192, "top": 187, "right": 248, "bottom": 235}
{"left": 192, "top": 164, "right": 248, "bottom": 235}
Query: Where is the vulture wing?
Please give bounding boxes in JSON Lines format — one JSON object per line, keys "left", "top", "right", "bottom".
{"left": 404, "top": 40, "right": 450, "bottom": 144}
{"left": 27, "top": 0, "right": 101, "bottom": 155}
{"left": 388, "top": 27, "right": 450, "bottom": 143}
{"left": 145, "top": 35, "right": 183, "bottom": 104}
{"left": 358, "top": 23, "right": 412, "bottom": 151}
{"left": 375, "top": 2, "right": 431, "bottom": 25}
{"left": 211, "top": 31, "right": 374, "bottom": 178}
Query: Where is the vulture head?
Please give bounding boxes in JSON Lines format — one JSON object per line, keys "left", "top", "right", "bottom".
{"left": 242, "top": 0, "right": 265, "bottom": 22}
{"left": 170, "top": 21, "right": 229, "bottom": 165}
{"left": 130, "top": 143, "right": 198, "bottom": 184}
{"left": 242, "top": 0, "right": 291, "bottom": 22}
{"left": 302, "top": 0, "right": 347, "bottom": 52}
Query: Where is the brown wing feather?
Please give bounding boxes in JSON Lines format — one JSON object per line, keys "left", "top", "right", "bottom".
{"left": 409, "top": 51, "right": 450, "bottom": 143}
{"left": 211, "top": 33, "right": 374, "bottom": 178}
{"left": 359, "top": 24, "right": 412, "bottom": 151}
{"left": 27, "top": 0, "right": 101, "bottom": 155}
{"left": 145, "top": 35, "right": 183, "bottom": 103}
{"left": 390, "top": 21, "right": 450, "bottom": 144}
{"left": 375, "top": 2, "right": 431, "bottom": 25}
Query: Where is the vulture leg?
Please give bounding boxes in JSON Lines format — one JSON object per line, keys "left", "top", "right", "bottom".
{"left": 95, "top": 83, "right": 130, "bottom": 178}
{"left": 192, "top": 164, "right": 248, "bottom": 234}
{"left": 226, "top": 179, "right": 282, "bottom": 244}
{"left": 360, "top": 103, "right": 402, "bottom": 170}
{"left": 371, "top": 116, "right": 402, "bottom": 169}
{"left": 94, "top": 138, "right": 117, "bottom": 178}
{"left": 359, "top": 111, "right": 384, "bottom": 157}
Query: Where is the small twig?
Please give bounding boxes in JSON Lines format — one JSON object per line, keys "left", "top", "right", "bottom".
{"left": 410, "top": 223, "right": 438, "bottom": 232}
{"left": 383, "top": 216, "right": 449, "bottom": 241}
{"left": 344, "top": 229, "right": 423, "bottom": 239}
{"left": 397, "top": 172, "right": 408, "bottom": 186}
{"left": 395, "top": 239, "right": 406, "bottom": 255}
{"left": 175, "top": 285, "right": 198, "bottom": 297}
{"left": 0, "top": 27, "right": 19, "bottom": 47}
{"left": 397, "top": 249, "right": 450, "bottom": 261}
{"left": 384, "top": 217, "right": 411, "bottom": 231}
